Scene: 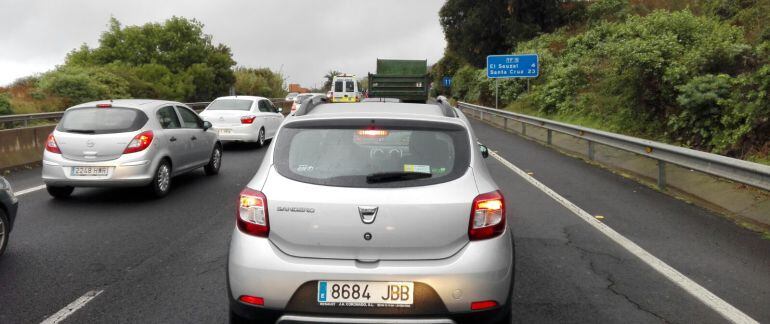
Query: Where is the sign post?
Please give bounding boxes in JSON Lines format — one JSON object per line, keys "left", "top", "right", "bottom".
{"left": 486, "top": 54, "right": 539, "bottom": 109}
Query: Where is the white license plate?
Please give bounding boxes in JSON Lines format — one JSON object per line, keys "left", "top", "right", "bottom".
{"left": 71, "top": 166, "right": 109, "bottom": 176}
{"left": 317, "top": 281, "right": 413, "bottom": 306}
{"left": 217, "top": 129, "right": 232, "bottom": 135}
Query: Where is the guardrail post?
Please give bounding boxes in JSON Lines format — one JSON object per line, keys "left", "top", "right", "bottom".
{"left": 503, "top": 118, "right": 508, "bottom": 130}
{"left": 479, "top": 111, "right": 484, "bottom": 121}
{"left": 547, "top": 130, "right": 552, "bottom": 145}
{"left": 588, "top": 141, "right": 595, "bottom": 160}
{"left": 23, "top": 120, "right": 28, "bottom": 127}
{"left": 521, "top": 122, "right": 526, "bottom": 136}
{"left": 657, "top": 160, "right": 667, "bottom": 191}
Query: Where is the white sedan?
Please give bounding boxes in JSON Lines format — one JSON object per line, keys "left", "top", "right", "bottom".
{"left": 199, "top": 96, "right": 284, "bottom": 147}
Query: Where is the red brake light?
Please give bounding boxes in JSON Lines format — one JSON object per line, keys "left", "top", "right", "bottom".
{"left": 469, "top": 190, "right": 506, "bottom": 241}
{"left": 238, "top": 188, "right": 269, "bottom": 237}
{"left": 123, "top": 131, "right": 154, "bottom": 154}
{"left": 471, "top": 300, "right": 498, "bottom": 311}
{"left": 96, "top": 103, "right": 112, "bottom": 108}
{"left": 291, "top": 102, "right": 298, "bottom": 112}
{"left": 238, "top": 295, "right": 264, "bottom": 306}
{"left": 241, "top": 115, "right": 257, "bottom": 124}
{"left": 45, "top": 133, "right": 61, "bottom": 154}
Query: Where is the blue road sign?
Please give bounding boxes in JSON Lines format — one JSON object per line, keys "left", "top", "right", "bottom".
{"left": 487, "top": 54, "right": 539, "bottom": 78}
{"left": 442, "top": 76, "right": 452, "bottom": 88}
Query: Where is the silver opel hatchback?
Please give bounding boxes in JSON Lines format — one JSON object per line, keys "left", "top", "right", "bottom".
{"left": 42, "top": 99, "right": 222, "bottom": 198}
{"left": 228, "top": 96, "right": 514, "bottom": 324}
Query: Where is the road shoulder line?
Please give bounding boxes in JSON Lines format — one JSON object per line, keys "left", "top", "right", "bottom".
{"left": 490, "top": 150, "right": 758, "bottom": 324}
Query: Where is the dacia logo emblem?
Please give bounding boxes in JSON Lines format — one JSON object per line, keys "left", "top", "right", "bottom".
{"left": 358, "top": 206, "right": 378, "bottom": 224}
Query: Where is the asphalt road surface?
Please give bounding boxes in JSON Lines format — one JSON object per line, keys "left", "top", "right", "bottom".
{"left": 0, "top": 116, "right": 768, "bottom": 323}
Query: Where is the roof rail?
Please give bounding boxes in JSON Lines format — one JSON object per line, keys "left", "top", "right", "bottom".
{"left": 436, "top": 96, "right": 458, "bottom": 118}
{"left": 293, "top": 94, "right": 329, "bottom": 116}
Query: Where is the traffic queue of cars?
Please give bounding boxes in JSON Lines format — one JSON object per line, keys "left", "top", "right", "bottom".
{"left": 5, "top": 94, "right": 515, "bottom": 323}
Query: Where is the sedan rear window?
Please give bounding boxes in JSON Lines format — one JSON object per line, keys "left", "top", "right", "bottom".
{"left": 205, "top": 99, "right": 253, "bottom": 111}
{"left": 274, "top": 120, "right": 471, "bottom": 188}
{"left": 57, "top": 107, "right": 148, "bottom": 134}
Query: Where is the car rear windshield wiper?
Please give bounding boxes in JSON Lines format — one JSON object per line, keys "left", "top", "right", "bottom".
{"left": 366, "top": 171, "right": 432, "bottom": 183}
{"left": 63, "top": 129, "right": 96, "bottom": 134}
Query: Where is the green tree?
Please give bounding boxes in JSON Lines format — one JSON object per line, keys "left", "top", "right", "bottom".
{"left": 0, "top": 93, "right": 12, "bottom": 115}
{"left": 233, "top": 67, "right": 287, "bottom": 98}
{"left": 65, "top": 17, "right": 236, "bottom": 101}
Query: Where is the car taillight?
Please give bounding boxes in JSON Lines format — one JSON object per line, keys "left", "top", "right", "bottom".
{"left": 45, "top": 133, "right": 61, "bottom": 154}
{"left": 241, "top": 115, "right": 257, "bottom": 124}
{"left": 238, "top": 295, "right": 264, "bottom": 306}
{"left": 238, "top": 188, "right": 269, "bottom": 237}
{"left": 291, "top": 102, "right": 297, "bottom": 112}
{"left": 123, "top": 131, "right": 154, "bottom": 154}
{"left": 469, "top": 190, "right": 506, "bottom": 241}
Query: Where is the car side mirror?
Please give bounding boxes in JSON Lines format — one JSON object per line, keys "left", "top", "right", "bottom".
{"left": 479, "top": 144, "right": 489, "bottom": 159}
{"left": 203, "top": 121, "right": 212, "bottom": 131}
{"left": 277, "top": 107, "right": 283, "bottom": 113}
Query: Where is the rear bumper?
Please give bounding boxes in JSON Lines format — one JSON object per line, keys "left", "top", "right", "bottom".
{"left": 42, "top": 151, "right": 157, "bottom": 187}
{"left": 212, "top": 125, "right": 260, "bottom": 142}
{"left": 227, "top": 228, "right": 513, "bottom": 320}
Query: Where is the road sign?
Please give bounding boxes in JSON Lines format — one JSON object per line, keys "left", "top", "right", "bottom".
{"left": 487, "top": 54, "right": 539, "bottom": 79}
{"left": 442, "top": 76, "right": 452, "bottom": 88}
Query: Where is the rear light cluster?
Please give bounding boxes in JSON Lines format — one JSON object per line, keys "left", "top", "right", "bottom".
{"left": 45, "top": 133, "right": 61, "bottom": 154}
{"left": 123, "top": 131, "right": 154, "bottom": 154}
{"left": 237, "top": 188, "right": 269, "bottom": 237}
{"left": 469, "top": 190, "right": 506, "bottom": 241}
{"left": 471, "top": 300, "right": 498, "bottom": 311}
{"left": 240, "top": 115, "right": 257, "bottom": 124}
{"left": 238, "top": 295, "right": 264, "bottom": 306}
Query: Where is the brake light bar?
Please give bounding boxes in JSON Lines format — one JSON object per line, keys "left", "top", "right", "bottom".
{"left": 96, "top": 103, "right": 112, "bottom": 108}
{"left": 356, "top": 129, "right": 390, "bottom": 137}
{"left": 469, "top": 190, "right": 506, "bottom": 241}
{"left": 237, "top": 188, "right": 269, "bottom": 237}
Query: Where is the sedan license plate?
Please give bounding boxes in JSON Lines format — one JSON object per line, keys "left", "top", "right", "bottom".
{"left": 71, "top": 166, "right": 109, "bottom": 176}
{"left": 317, "top": 281, "right": 413, "bottom": 307}
{"left": 217, "top": 129, "right": 232, "bottom": 135}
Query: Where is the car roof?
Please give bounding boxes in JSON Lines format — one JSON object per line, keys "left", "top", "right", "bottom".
{"left": 69, "top": 99, "right": 184, "bottom": 111}
{"left": 292, "top": 102, "right": 459, "bottom": 123}
{"left": 212, "top": 96, "right": 267, "bottom": 101}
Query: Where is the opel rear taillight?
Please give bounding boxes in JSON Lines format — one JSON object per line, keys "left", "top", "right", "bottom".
{"left": 238, "top": 188, "right": 269, "bottom": 237}
{"left": 45, "top": 133, "right": 61, "bottom": 154}
{"left": 469, "top": 190, "right": 506, "bottom": 241}
{"left": 123, "top": 131, "right": 154, "bottom": 154}
{"left": 241, "top": 115, "right": 257, "bottom": 124}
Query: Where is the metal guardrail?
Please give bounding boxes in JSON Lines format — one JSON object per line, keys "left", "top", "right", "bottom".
{"left": 0, "top": 99, "right": 289, "bottom": 129}
{"left": 458, "top": 101, "right": 770, "bottom": 192}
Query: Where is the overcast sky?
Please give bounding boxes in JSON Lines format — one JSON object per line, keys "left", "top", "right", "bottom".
{"left": 0, "top": 0, "right": 447, "bottom": 88}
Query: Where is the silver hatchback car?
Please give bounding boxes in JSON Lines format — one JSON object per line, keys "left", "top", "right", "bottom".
{"left": 42, "top": 99, "right": 223, "bottom": 198}
{"left": 228, "top": 96, "right": 514, "bottom": 324}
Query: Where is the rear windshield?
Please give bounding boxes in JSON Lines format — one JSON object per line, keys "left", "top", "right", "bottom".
{"left": 205, "top": 99, "right": 253, "bottom": 111}
{"left": 57, "top": 107, "right": 148, "bottom": 134}
{"left": 334, "top": 81, "right": 343, "bottom": 92}
{"left": 274, "top": 120, "right": 471, "bottom": 188}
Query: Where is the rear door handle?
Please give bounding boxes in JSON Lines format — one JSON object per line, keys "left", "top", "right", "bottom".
{"left": 169, "top": 137, "right": 177, "bottom": 142}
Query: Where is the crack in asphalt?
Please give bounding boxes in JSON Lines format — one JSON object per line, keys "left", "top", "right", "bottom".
{"left": 561, "top": 226, "right": 668, "bottom": 323}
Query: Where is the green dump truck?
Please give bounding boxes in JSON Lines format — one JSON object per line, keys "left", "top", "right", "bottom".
{"left": 367, "top": 59, "right": 429, "bottom": 103}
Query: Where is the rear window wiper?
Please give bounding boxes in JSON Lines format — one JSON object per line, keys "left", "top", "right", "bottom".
{"left": 63, "top": 129, "right": 96, "bottom": 134}
{"left": 366, "top": 171, "right": 432, "bottom": 183}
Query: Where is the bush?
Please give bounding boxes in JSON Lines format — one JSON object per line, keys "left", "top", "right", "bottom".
{"left": 233, "top": 67, "right": 286, "bottom": 98}
{"left": 0, "top": 93, "right": 12, "bottom": 115}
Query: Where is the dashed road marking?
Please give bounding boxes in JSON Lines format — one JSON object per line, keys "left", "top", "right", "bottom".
{"left": 15, "top": 184, "right": 46, "bottom": 196}
{"left": 490, "top": 150, "right": 758, "bottom": 324}
{"left": 40, "top": 290, "right": 103, "bottom": 324}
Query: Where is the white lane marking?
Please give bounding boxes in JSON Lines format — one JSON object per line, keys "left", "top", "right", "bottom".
{"left": 490, "top": 150, "right": 758, "bottom": 324}
{"left": 15, "top": 184, "right": 46, "bottom": 196}
{"left": 40, "top": 290, "right": 103, "bottom": 324}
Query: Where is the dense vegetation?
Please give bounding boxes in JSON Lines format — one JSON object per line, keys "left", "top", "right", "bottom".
{"left": 0, "top": 17, "right": 286, "bottom": 115}
{"left": 434, "top": 0, "right": 770, "bottom": 163}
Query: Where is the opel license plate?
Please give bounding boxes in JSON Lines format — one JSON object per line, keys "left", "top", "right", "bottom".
{"left": 317, "top": 281, "right": 413, "bottom": 307}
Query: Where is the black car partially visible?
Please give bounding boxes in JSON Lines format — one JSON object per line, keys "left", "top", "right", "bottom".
{"left": 0, "top": 176, "right": 18, "bottom": 256}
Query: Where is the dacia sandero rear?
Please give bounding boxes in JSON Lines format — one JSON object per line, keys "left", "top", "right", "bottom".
{"left": 228, "top": 96, "right": 514, "bottom": 324}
